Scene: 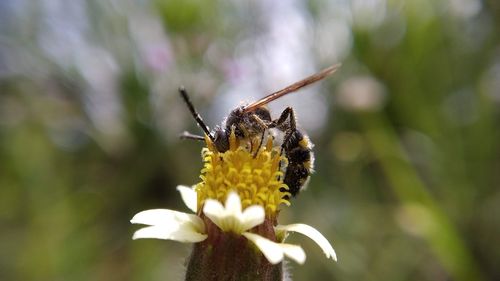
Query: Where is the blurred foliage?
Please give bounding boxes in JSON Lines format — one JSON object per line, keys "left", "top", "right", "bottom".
{"left": 1, "top": 0, "right": 500, "bottom": 280}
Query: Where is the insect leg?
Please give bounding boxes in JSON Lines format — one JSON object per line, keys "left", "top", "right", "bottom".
{"left": 270, "top": 107, "right": 297, "bottom": 152}
{"left": 249, "top": 113, "right": 270, "bottom": 158}
{"left": 270, "top": 107, "right": 297, "bottom": 182}
{"left": 178, "top": 86, "right": 215, "bottom": 142}
{"left": 253, "top": 131, "right": 266, "bottom": 158}
{"left": 270, "top": 107, "right": 296, "bottom": 132}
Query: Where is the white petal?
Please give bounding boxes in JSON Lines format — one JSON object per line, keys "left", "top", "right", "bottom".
{"left": 131, "top": 208, "right": 202, "bottom": 226}
{"left": 280, "top": 243, "right": 306, "bottom": 264}
{"left": 276, "top": 224, "right": 337, "bottom": 261}
{"left": 225, "top": 192, "right": 242, "bottom": 215}
{"left": 131, "top": 209, "right": 171, "bottom": 226}
{"left": 133, "top": 225, "right": 207, "bottom": 242}
{"left": 242, "top": 232, "right": 284, "bottom": 264}
{"left": 202, "top": 199, "right": 226, "bottom": 229}
{"left": 240, "top": 205, "right": 265, "bottom": 230}
{"left": 131, "top": 209, "right": 207, "bottom": 242}
{"left": 243, "top": 232, "right": 306, "bottom": 264}
{"left": 177, "top": 185, "right": 198, "bottom": 213}
{"left": 203, "top": 193, "right": 266, "bottom": 233}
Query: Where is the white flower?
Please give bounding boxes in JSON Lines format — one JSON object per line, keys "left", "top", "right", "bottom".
{"left": 131, "top": 186, "right": 337, "bottom": 264}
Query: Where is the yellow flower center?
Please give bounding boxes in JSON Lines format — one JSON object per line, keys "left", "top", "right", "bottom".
{"left": 195, "top": 131, "right": 291, "bottom": 217}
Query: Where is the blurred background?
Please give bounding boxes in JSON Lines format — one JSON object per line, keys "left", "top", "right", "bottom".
{"left": 1, "top": 0, "right": 499, "bottom": 280}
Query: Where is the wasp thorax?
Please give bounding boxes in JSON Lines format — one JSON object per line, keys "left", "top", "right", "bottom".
{"left": 224, "top": 107, "right": 272, "bottom": 139}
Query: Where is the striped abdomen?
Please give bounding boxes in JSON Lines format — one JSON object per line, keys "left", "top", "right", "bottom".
{"left": 282, "top": 130, "right": 314, "bottom": 197}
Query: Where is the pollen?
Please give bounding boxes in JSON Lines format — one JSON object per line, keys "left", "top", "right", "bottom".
{"left": 195, "top": 131, "right": 291, "bottom": 217}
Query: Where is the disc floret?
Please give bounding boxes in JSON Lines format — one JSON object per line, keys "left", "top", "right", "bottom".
{"left": 196, "top": 132, "right": 290, "bottom": 217}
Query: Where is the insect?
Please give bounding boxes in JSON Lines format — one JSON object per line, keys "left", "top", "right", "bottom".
{"left": 179, "top": 63, "right": 340, "bottom": 197}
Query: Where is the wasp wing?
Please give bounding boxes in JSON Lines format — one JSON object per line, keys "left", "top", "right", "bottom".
{"left": 243, "top": 63, "right": 341, "bottom": 113}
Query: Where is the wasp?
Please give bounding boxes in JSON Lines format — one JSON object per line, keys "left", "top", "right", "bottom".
{"left": 179, "top": 63, "right": 340, "bottom": 197}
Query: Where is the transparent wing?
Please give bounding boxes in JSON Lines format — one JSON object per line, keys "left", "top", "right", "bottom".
{"left": 243, "top": 63, "right": 341, "bottom": 113}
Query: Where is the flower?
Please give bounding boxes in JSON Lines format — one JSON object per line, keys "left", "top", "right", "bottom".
{"left": 131, "top": 186, "right": 337, "bottom": 264}
{"left": 131, "top": 131, "right": 337, "bottom": 280}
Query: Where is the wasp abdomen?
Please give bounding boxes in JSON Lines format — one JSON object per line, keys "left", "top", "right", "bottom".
{"left": 282, "top": 130, "right": 314, "bottom": 197}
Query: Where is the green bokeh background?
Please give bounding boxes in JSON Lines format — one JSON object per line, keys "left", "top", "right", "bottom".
{"left": 1, "top": 1, "right": 499, "bottom": 280}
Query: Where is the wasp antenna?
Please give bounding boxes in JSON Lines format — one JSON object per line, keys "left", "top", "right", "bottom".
{"left": 179, "top": 131, "right": 206, "bottom": 141}
{"left": 178, "top": 86, "right": 215, "bottom": 142}
{"left": 243, "top": 63, "right": 341, "bottom": 113}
